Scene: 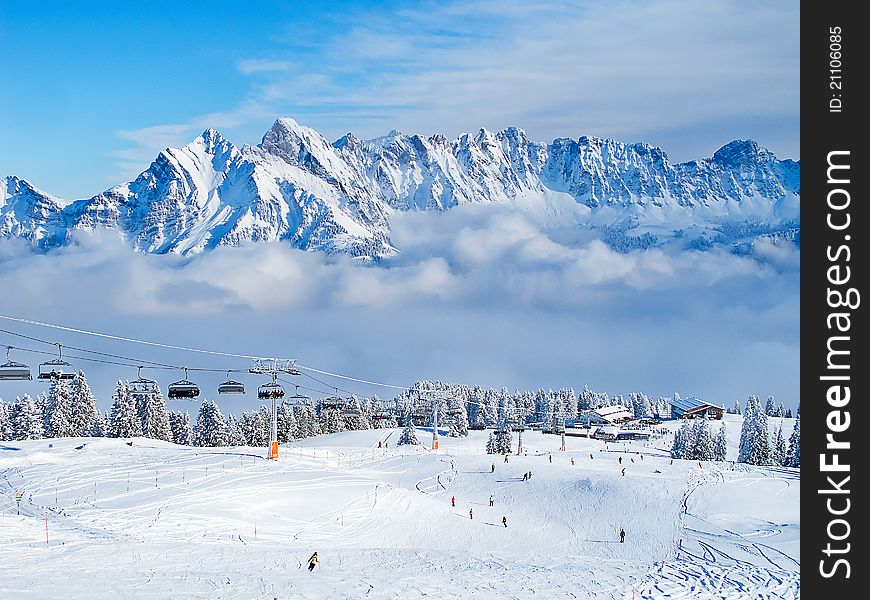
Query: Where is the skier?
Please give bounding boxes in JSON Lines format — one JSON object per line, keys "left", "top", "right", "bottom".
{"left": 670, "top": 459, "right": 673, "bottom": 465}
{"left": 571, "top": 457, "right": 574, "bottom": 465}
{"left": 549, "top": 454, "right": 552, "bottom": 463}
{"left": 619, "top": 528, "right": 625, "bottom": 543}
{"left": 469, "top": 508, "right": 473, "bottom": 520}
{"left": 378, "top": 441, "right": 382, "bottom": 448}
{"left": 630, "top": 457, "right": 634, "bottom": 463}
{"left": 619, "top": 456, "right": 622, "bottom": 464}
{"left": 307, "top": 552, "right": 319, "bottom": 571}
{"left": 522, "top": 472, "right": 528, "bottom": 481}
{"left": 451, "top": 496, "right": 455, "bottom": 507}
{"left": 502, "top": 516, "right": 508, "bottom": 528}
{"left": 621, "top": 468, "right": 625, "bottom": 476}
{"left": 529, "top": 471, "right": 532, "bottom": 479}
{"left": 489, "top": 495, "right": 494, "bottom": 507}
{"left": 491, "top": 464, "right": 496, "bottom": 473}
{"left": 590, "top": 453, "right": 593, "bottom": 460}
{"left": 504, "top": 455, "right": 509, "bottom": 463}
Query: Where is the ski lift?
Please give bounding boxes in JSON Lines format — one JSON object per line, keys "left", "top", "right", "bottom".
{"left": 167, "top": 368, "right": 200, "bottom": 399}
{"left": 37, "top": 344, "right": 76, "bottom": 380}
{"left": 257, "top": 381, "right": 285, "bottom": 400}
{"left": 371, "top": 410, "right": 388, "bottom": 421}
{"left": 321, "top": 392, "right": 345, "bottom": 410}
{"left": 0, "top": 347, "right": 32, "bottom": 381}
{"left": 341, "top": 403, "right": 361, "bottom": 418}
{"left": 129, "top": 366, "right": 159, "bottom": 396}
{"left": 285, "top": 385, "right": 311, "bottom": 407}
{"left": 218, "top": 371, "right": 245, "bottom": 395}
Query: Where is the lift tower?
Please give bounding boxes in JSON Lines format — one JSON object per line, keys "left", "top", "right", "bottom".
{"left": 249, "top": 359, "right": 300, "bottom": 459}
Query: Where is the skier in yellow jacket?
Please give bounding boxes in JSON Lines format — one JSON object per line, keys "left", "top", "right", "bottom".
{"left": 307, "top": 552, "right": 318, "bottom": 572}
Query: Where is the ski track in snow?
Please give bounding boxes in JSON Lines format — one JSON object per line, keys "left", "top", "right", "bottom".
{"left": 0, "top": 420, "right": 798, "bottom": 599}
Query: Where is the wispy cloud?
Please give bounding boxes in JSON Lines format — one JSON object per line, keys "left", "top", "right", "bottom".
{"left": 236, "top": 59, "right": 291, "bottom": 75}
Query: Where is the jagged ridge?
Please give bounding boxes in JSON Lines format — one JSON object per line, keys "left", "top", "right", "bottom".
{"left": 1, "top": 118, "right": 800, "bottom": 258}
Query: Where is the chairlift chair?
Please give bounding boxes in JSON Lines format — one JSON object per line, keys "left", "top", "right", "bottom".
{"left": 128, "top": 366, "right": 160, "bottom": 396}
{"left": 0, "top": 347, "right": 32, "bottom": 381}
{"left": 286, "top": 386, "right": 311, "bottom": 407}
{"left": 341, "top": 403, "right": 361, "bottom": 418}
{"left": 218, "top": 372, "right": 245, "bottom": 395}
{"left": 321, "top": 394, "right": 345, "bottom": 410}
{"left": 257, "top": 381, "right": 285, "bottom": 400}
{"left": 168, "top": 368, "right": 200, "bottom": 399}
{"left": 37, "top": 344, "right": 76, "bottom": 380}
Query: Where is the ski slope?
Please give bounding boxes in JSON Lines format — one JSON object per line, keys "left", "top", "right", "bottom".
{"left": 0, "top": 418, "right": 798, "bottom": 599}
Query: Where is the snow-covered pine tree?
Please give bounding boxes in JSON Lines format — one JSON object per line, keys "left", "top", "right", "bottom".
{"left": 772, "top": 425, "right": 787, "bottom": 466}
{"left": 785, "top": 413, "right": 800, "bottom": 467}
{"left": 109, "top": 380, "right": 142, "bottom": 438}
{"left": 738, "top": 395, "right": 772, "bottom": 465}
{"left": 785, "top": 408, "right": 793, "bottom": 418}
{"left": 579, "top": 385, "right": 595, "bottom": 411}
{"left": 714, "top": 422, "right": 728, "bottom": 461}
{"left": 754, "top": 406, "right": 772, "bottom": 465}
{"left": 319, "top": 404, "right": 345, "bottom": 435}
{"left": 765, "top": 396, "right": 776, "bottom": 416}
{"left": 486, "top": 416, "right": 512, "bottom": 455}
{"left": 225, "top": 414, "right": 246, "bottom": 446}
{"left": 12, "top": 395, "right": 44, "bottom": 440}
{"left": 168, "top": 411, "right": 193, "bottom": 445}
{"left": 632, "top": 392, "right": 652, "bottom": 420}
{"left": 397, "top": 404, "right": 420, "bottom": 446}
{"left": 342, "top": 395, "right": 370, "bottom": 431}
{"left": 0, "top": 399, "right": 11, "bottom": 441}
{"left": 258, "top": 405, "right": 274, "bottom": 443}
{"left": 88, "top": 411, "right": 109, "bottom": 437}
{"left": 293, "top": 403, "right": 320, "bottom": 439}
{"left": 33, "top": 393, "right": 47, "bottom": 428}
{"left": 240, "top": 410, "right": 268, "bottom": 446}
{"left": 450, "top": 397, "right": 469, "bottom": 437}
{"left": 670, "top": 420, "right": 691, "bottom": 459}
{"left": 138, "top": 387, "right": 172, "bottom": 442}
{"left": 483, "top": 389, "right": 499, "bottom": 427}
{"left": 737, "top": 395, "right": 757, "bottom": 464}
{"left": 194, "top": 400, "right": 228, "bottom": 447}
{"left": 692, "top": 415, "right": 714, "bottom": 461}
{"left": 69, "top": 371, "right": 100, "bottom": 436}
{"left": 44, "top": 377, "right": 76, "bottom": 438}
{"left": 277, "top": 401, "right": 296, "bottom": 442}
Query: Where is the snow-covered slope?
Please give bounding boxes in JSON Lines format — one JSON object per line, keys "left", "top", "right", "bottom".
{"left": 1, "top": 119, "right": 800, "bottom": 258}
{"left": 0, "top": 420, "right": 799, "bottom": 599}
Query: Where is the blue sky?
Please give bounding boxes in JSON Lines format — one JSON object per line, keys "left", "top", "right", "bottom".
{"left": 1, "top": 0, "right": 799, "bottom": 200}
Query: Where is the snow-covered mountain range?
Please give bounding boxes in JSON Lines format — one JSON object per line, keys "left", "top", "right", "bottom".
{"left": 1, "top": 118, "right": 800, "bottom": 258}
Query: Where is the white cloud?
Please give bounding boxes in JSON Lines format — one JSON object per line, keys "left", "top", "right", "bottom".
{"left": 236, "top": 59, "right": 292, "bottom": 75}
{"left": 0, "top": 208, "right": 799, "bottom": 416}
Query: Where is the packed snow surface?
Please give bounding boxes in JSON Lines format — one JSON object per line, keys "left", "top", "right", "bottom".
{"left": 1, "top": 418, "right": 798, "bottom": 599}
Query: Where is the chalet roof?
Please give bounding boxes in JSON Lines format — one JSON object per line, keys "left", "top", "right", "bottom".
{"left": 669, "top": 397, "right": 725, "bottom": 412}
{"left": 595, "top": 404, "right": 630, "bottom": 417}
